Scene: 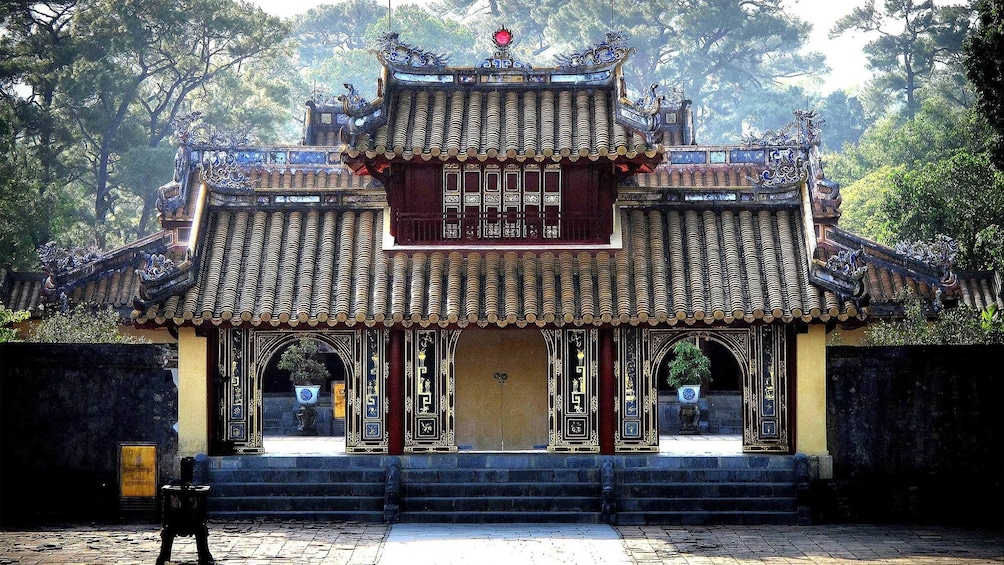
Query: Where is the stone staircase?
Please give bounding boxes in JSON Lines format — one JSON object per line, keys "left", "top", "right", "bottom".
{"left": 201, "top": 455, "right": 387, "bottom": 521}
{"left": 398, "top": 454, "right": 603, "bottom": 523}
{"left": 200, "top": 453, "right": 802, "bottom": 525}
{"left": 613, "top": 455, "right": 799, "bottom": 525}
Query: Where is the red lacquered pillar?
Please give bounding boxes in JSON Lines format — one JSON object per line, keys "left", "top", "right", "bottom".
{"left": 599, "top": 328, "right": 616, "bottom": 455}
{"left": 388, "top": 329, "right": 405, "bottom": 455}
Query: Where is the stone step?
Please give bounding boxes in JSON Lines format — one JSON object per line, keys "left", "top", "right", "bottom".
{"left": 208, "top": 510, "right": 385, "bottom": 521}
{"left": 401, "top": 482, "right": 599, "bottom": 498}
{"left": 210, "top": 469, "right": 386, "bottom": 483}
{"left": 616, "top": 496, "right": 796, "bottom": 513}
{"left": 615, "top": 469, "right": 794, "bottom": 483}
{"left": 615, "top": 510, "right": 798, "bottom": 526}
{"left": 210, "top": 482, "right": 385, "bottom": 497}
{"left": 618, "top": 482, "right": 795, "bottom": 498}
{"left": 399, "top": 511, "right": 602, "bottom": 524}
{"left": 403, "top": 496, "right": 599, "bottom": 513}
{"left": 401, "top": 468, "right": 599, "bottom": 483}
{"left": 209, "top": 495, "right": 384, "bottom": 513}
{"left": 201, "top": 454, "right": 799, "bottom": 525}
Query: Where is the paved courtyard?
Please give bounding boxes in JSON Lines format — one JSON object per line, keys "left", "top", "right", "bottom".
{"left": 1, "top": 521, "right": 1001, "bottom": 564}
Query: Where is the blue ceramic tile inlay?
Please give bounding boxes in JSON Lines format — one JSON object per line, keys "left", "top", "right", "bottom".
{"left": 670, "top": 151, "right": 707, "bottom": 164}
{"left": 235, "top": 151, "right": 265, "bottom": 165}
{"left": 729, "top": 149, "right": 766, "bottom": 163}
{"left": 289, "top": 151, "right": 327, "bottom": 165}
{"left": 710, "top": 150, "right": 727, "bottom": 164}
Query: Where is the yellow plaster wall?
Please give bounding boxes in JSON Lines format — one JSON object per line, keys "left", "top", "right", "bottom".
{"left": 796, "top": 324, "right": 828, "bottom": 455}
{"left": 177, "top": 327, "right": 209, "bottom": 456}
{"left": 828, "top": 326, "right": 868, "bottom": 346}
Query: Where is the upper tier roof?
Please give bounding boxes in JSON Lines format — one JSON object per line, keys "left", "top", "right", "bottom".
{"left": 314, "top": 30, "right": 689, "bottom": 170}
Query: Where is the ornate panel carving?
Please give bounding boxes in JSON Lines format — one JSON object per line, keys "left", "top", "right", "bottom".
{"left": 745, "top": 326, "right": 790, "bottom": 452}
{"left": 441, "top": 163, "right": 562, "bottom": 240}
{"left": 405, "top": 329, "right": 459, "bottom": 452}
{"left": 615, "top": 328, "right": 657, "bottom": 452}
{"left": 218, "top": 328, "right": 260, "bottom": 453}
{"left": 349, "top": 329, "right": 389, "bottom": 453}
{"left": 544, "top": 328, "right": 599, "bottom": 452}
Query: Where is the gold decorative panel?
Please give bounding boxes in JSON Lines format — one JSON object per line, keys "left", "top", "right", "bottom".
{"left": 544, "top": 328, "right": 599, "bottom": 452}
{"left": 405, "top": 329, "right": 459, "bottom": 452}
{"left": 218, "top": 328, "right": 260, "bottom": 453}
{"left": 348, "top": 329, "right": 389, "bottom": 453}
{"left": 615, "top": 328, "right": 658, "bottom": 452}
{"left": 745, "top": 325, "right": 790, "bottom": 452}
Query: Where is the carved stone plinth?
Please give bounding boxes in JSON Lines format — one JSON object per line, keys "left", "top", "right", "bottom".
{"left": 678, "top": 404, "right": 701, "bottom": 434}
{"left": 296, "top": 405, "right": 318, "bottom": 436}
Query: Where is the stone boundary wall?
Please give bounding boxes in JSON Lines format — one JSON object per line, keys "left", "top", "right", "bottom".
{"left": 823, "top": 344, "right": 1003, "bottom": 528}
{"left": 0, "top": 343, "right": 178, "bottom": 525}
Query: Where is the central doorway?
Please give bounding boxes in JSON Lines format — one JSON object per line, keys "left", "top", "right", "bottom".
{"left": 454, "top": 330, "right": 548, "bottom": 451}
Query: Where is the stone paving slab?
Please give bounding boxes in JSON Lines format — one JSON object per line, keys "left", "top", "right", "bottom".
{"left": 378, "top": 523, "right": 630, "bottom": 565}
{"left": 618, "top": 524, "right": 1004, "bottom": 564}
{"left": 0, "top": 521, "right": 1001, "bottom": 564}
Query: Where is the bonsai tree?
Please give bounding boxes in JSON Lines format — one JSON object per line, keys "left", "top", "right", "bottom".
{"left": 666, "top": 340, "right": 712, "bottom": 388}
{"left": 277, "top": 338, "right": 330, "bottom": 386}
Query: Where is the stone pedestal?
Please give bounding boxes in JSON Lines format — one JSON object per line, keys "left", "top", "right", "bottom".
{"left": 296, "top": 405, "right": 317, "bottom": 435}
{"left": 678, "top": 404, "right": 701, "bottom": 434}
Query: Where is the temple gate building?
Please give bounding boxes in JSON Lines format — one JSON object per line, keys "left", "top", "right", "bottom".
{"left": 10, "top": 30, "right": 997, "bottom": 463}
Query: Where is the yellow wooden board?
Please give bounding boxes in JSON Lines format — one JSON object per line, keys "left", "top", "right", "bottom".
{"left": 333, "top": 382, "right": 346, "bottom": 419}
{"left": 119, "top": 444, "right": 157, "bottom": 498}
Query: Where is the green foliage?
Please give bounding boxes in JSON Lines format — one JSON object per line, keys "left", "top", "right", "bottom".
{"left": 825, "top": 102, "right": 976, "bottom": 186}
{"left": 665, "top": 341, "right": 712, "bottom": 388}
{"left": 292, "top": 0, "right": 384, "bottom": 66}
{"left": 277, "top": 338, "right": 330, "bottom": 386}
{"left": 838, "top": 166, "right": 902, "bottom": 245}
{"left": 886, "top": 149, "right": 1004, "bottom": 270}
{"left": 862, "top": 290, "right": 1004, "bottom": 345}
{"left": 965, "top": 0, "right": 1004, "bottom": 168}
{"left": 545, "top": 0, "right": 825, "bottom": 143}
{"left": 818, "top": 90, "right": 869, "bottom": 151}
{"left": 27, "top": 305, "right": 147, "bottom": 343}
{"left": 831, "top": 0, "right": 975, "bottom": 119}
{"left": 0, "top": 302, "right": 31, "bottom": 343}
{"left": 48, "top": 0, "right": 287, "bottom": 247}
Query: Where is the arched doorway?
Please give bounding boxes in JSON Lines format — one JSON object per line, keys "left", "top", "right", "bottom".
{"left": 655, "top": 332, "right": 746, "bottom": 436}
{"left": 261, "top": 337, "right": 348, "bottom": 438}
{"left": 454, "top": 330, "right": 548, "bottom": 451}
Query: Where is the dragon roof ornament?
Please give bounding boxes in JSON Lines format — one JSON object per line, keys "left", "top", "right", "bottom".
{"left": 743, "top": 109, "right": 824, "bottom": 148}
{"left": 377, "top": 32, "right": 449, "bottom": 68}
{"left": 170, "top": 110, "right": 255, "bottom": 148}
{"left": 555, "top": 31, "right": 635, "bottom": 69}
{"left": 747, "top": 147, "right": 808, "bottom": 190}
{"left": 825, "top": 248, "right": 868, "bottom": 280}
{"left": 201, "top": 152, "right": 255, "bottom": 194}
{"left": 38, "top": 242, "right": 102, "bottom": 276}
{"left": 136, "top": 253, "right": 178, "bottom": 283}
{"left": 338, "top": 83, "right": 371, "bottom": 115}
{"left": 894, "top": 235, "right": 959, "bottom": 286}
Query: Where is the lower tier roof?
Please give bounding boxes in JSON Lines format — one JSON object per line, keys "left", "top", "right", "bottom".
{"left": 133, "top": 206, "right": 860, "bottom": 329}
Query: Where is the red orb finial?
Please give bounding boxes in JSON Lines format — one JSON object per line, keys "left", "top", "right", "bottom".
{"left": 493, "top": 26, "right": 513, "bottom": 48}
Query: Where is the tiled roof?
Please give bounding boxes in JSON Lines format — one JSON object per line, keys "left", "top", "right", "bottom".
{"left": 342, "top": 87, "right": 662, "bottom": 163}
{"left": 818, "top": 226, "right": 1004, "bottom": 315}
{"left": 133, "top": 206, "right": 860, "bottom": 329}
{"left": 2, "top": 230, "right": 173, "bottom": 317}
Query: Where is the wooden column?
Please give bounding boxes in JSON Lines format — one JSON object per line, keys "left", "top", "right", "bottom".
{"left": 599, "top": 328, "right": 616, "bottom": 455}
{"left": 388, "top": 329, "right": 405, "bottom": 455}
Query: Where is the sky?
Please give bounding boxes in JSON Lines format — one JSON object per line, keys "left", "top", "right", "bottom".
{"left": 244, "top": 0, "right": 923, "bottom": 94}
